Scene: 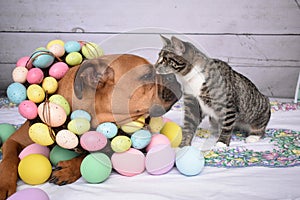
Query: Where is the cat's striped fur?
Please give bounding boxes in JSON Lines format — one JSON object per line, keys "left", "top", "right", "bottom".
{"left": 155, "top": 36, "right": 271, "bottom": 147}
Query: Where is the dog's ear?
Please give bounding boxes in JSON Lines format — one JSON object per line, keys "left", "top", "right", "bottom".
{"left": 74, "top": 59, "right": 114, "bottom": 99}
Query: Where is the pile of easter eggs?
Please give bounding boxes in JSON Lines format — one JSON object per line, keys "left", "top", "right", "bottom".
{"left": 4, "top": 39, "right": 205, "bottom": 188}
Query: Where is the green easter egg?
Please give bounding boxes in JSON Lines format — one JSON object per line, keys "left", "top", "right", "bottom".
{"left": 49, "top": 145, "right": 80, "bottom": 166}
{"left": 65, "top": 52, "right": 82, "bottom": 66}
{"left": 80, "top": 152, "right": 112, "bottom": 183}
{"left": 0, "top": 123, "right": 16, "bottom": 143}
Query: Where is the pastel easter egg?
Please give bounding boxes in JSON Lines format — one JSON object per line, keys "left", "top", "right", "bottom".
{"left": 19, "top": 143, "right": 50, "bottom": 160}
{"left": 7, "top": 188, "right": 49, "bottom": 200}
{"left": 12, "top": 66, "right": 28, "bottom": 83}
{"left": 131, "top": 129, "right": 152, "bottom": 149}
{"left": 6, "top": 82, "right": 27, "bottom": 104}
{"left": 121, "top": 116, "right": 145, "bottom": 134}
{"left": 18, "top": 154, "right": 52, "bottom": 185}
{"left": 146, "top": 133, "right": 171, "bottom": 152}
{"left": 49, "top": 145, "right": 80, "bottom": 166}
{"left": 29, "top": 123, "right": 55, "bottom": 146}
{"left": 80, "top": 131, "right": 107, "bottom": 152}
{"left": 26, "top": 68, "right": 44, "bottom": 84}
{"left": 175, "top": 146, "right": 205, "bottom": 176}
{"left": 46, "top": 39, "right": 65, "bottom": 49}
{"left": 65, "top": 52, "right": 82, "bottom": 66}
{"left": 38, "top": 102, "right": 67, "bottom": 127}
{"left": 64, "top": 41, "right": 81, "bottom": 53}
{"left": 42, "top": 77, "right": 58, "bottom": 94}
{"left": 111, "top": 136, "right": 132, "bottom": 153}
{"left": 27, "top": 84, "right": 45, "bottom": 103}
{"left": 160, "top": 121, "right": 182, "bottom": 148}
{"left": 56, "top": 129, "right": 79, "bottom": 149}
{"left": 81, "top": 42, "right": 104, "bottom": 59}
{"left": 149, "top": 117, "right": 165, "bottom": 133}
{"left": 0, "top": 123, "right": 16, "bottom": 143}
{"left": 48, "top": 43, "right": 65, "bottom": 57}
{"left": 18, "top": 100, "right": 38, "bottom": 119}
{"left": 145, "top": 144, "right": 175, "bottom": 175}
{"left": 111, "top": 148, "right": 145, "bottom": 176}
{"left": 49, "top": 94, "right": 71, "bottom": 115}
{"left": 96, "top": 122, "right": 118, "bottom": 139}
{"left": 49, "top": 62, "right": 69, "bottom": 80}
{"left": 70, "top": 109, "right": 91, "bottom": 121}
{"left": 32, "top": 51, "right": 55, "bottom": 68}
{"left": 67, "top": 118, "right": 90, "bottom": 135}
{"left": 80, "top": 152, "right": 112, "bottom": 183}
{"left": 16, "top": 56, "right": 32, "bottom": 68}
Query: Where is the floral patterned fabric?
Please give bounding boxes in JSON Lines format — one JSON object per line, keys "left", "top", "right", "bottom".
{"left": 199, "top": 128, "right": 300, "bottom": 168}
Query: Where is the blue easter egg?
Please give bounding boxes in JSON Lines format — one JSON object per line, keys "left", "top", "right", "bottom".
{"left": 7, "top": 82, "right": 27, "bottom": 104}
{"left": 32, "top": 51, "right": 55, "bottom": 68}
{"left": 70, "top": 109, "right": 92, "bottom": 122}
{"left": 175, "top": 146, "right": 205, "bottom": 176}
{"left": 64, "top": 41, "right": 81, "bottom": 53}
{"left": 131, "top": 130, "right": 152, "bottom": 149}
{"left": 96, "top": 122, "right": 118, "bottom": 139}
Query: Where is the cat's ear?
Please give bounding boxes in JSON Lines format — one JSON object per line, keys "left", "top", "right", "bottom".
{"left": 171, "top": 36, "right": 185, "bottom": 55}
{"left": 160, "top": 35, "right": 171, "bottom": 47}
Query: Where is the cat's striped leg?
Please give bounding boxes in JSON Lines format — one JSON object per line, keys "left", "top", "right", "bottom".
{"left": 180, "top": 94, "right": 202, "bottom": 147}
{"left": 216, "top": 110, "right": 236, "bottom": 147}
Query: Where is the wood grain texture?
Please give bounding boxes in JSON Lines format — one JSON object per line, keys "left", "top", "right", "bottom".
{"left": 0, "top": 0, "right": 299, "bottom": 34}
{"left": 0, "top": 0, "right": 299, "bottom": 98}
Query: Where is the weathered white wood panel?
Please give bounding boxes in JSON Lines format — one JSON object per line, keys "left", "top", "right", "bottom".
{"left": 0, "top": 0, "right": 299, "bottom": 99}
{"left": 0, "top": 0, "right": 299, "bottom": 34}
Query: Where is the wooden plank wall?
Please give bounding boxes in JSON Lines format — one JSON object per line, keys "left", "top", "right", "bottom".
{"left": 0, "top": 0, "right": 299, "bottom": 98}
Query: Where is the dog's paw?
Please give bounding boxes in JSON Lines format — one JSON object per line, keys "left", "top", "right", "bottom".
{"left": 245, "top": 135, "right": 261, "bottom": 143}
{"left": 215, "top": 142, "right": 227, "bottom": 148}
{"left": 49, "top": 157, "right": 83, "bottom": 186}
{"left": 0, "top": 164, "right": 18, "bottom": 200}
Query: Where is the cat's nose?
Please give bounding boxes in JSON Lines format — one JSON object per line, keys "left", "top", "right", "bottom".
{"left": 149, "top": 104, "right": 166, "bottom": 117}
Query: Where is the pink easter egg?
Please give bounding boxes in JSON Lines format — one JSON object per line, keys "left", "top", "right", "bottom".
{"left": 16, "top": 56, "right": 32, "bottom": 69}
{"left": 19, "top": 143, "right": 50, "bottom": 160}
{"left": 145, "top": 144, "right": 175, "bottom": 175}
{"left": 27, "top": 68, "right": 44, "bottom": 84}
{"left": 111, "top": 148, "right": 145, "bottom": 177}
{"left": 18, "top": 100, "right": 38, "bottom": 119}
{"left": 80, "top": 131, "right": 107, "bottom": 152}
{"left": 146, "top": 133, "right": 171, "bottom": 152}
{"left": 49, "top": 62, "right": 69, "bottom": 79}
{"left": 48, "top": 44, "right": 65, "bottom": 57}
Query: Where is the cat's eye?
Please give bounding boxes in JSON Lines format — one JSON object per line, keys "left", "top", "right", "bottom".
{"left": 141, "top": 71, "right": 155, "bottom": 81}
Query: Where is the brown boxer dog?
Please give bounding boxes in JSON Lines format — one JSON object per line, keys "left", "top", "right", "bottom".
{"left": 0, "top": 54, "right": 182, "bottom": 199}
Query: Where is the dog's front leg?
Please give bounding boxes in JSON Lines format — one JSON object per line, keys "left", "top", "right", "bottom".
{"left": 0, "top": 139, "right": 22, "bottom": 199}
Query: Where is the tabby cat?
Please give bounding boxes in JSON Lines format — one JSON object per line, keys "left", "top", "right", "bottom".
{"left": 155, "top": 36, "right": 271, "bottom": 147}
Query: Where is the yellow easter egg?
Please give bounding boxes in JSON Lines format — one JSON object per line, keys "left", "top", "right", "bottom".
{"left": 121, "top": 116, "right": 145, "bottom": 134}
{"left": 111, "top": 136, "right": 132, "bottom": 153}
{"left": 49, "top": 94, "right": 71, "bottom": 115}
{"left": 27, "top": 84, "right": 45, "bottom": 103}
{"left": 29, "top": 123, "right": 55, "bottom": 146}
{"left": 67, "top": 118, "right": 90, "bottom": 135}
{"left": 149, "top": 117, "right": 164, "bottom": 133}
{"left": 42, "top": 76, "right": 58, "bottom": 94}
{"left": 38, "top": 102, "right": 67, "bottom": 127}
{"left": 81, "top": 42, "right": 104, "bottom": 59}
{"left": 160, "top": 121, "right": 182, "bottom": 148}
{"left": 18, "top": 154, "right": 52, "bottom": 185}
{"left": 46, "top": 39, "right": 65, "bottom": 49}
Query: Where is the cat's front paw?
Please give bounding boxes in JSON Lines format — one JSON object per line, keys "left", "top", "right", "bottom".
{"left": 215, "top": 142, "right": 227, "bottom": 148}
{"left": 245, "top": 135, "right": 261, "bottom": 143}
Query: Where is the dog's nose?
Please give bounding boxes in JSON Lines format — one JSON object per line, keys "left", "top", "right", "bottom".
{"left": 149, "top": 104, "right": 166, "bottom": 117}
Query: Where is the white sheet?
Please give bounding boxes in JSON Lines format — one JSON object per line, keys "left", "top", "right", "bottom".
{"left": 1, "top": 102, "right": 300, "bottom": 200}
